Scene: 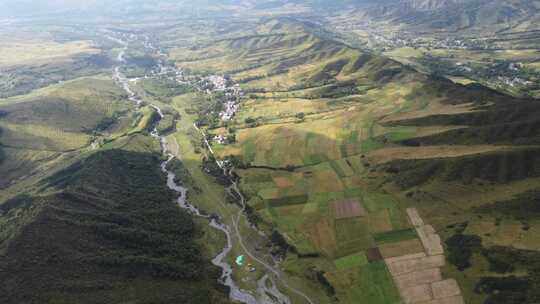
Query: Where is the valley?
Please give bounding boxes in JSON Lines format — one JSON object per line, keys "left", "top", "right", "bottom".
{"left": 1, "top": 2, "right": 540, "bottom": 304}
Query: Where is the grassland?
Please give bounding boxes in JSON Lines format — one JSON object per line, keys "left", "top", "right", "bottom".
{"left": 0, "top": 25, "right": 116, "bottom": 98}
{"left": 0, "top": 75, "right": 132, "bottom": 189}
{"left": 0, "top": 38, "right": 98, "bottom": 66}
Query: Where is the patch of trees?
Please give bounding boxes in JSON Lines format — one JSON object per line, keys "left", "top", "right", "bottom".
{"left": 84, "top": 54, "right": 113, "bottom": 68}
{"left": 270, "top": 230, "right": 291, "bottom": 258}
{"left": 385, "top": 147, "right": 540, "bottom": 189}
{"left": 244, "top": 117, "right": 260, "bottom": 128}
{"left": 244, "top": 204, "right": 262, "bottom": 227}
{"left": 305, "top": 267, "right": 336, "bottom": 297}
{"left": 444, "top": 231, "right": 540, "bottom": 302}
{"left": 445, "top": 233, "right": 482, "bottom": 271}
{"left": 237, "top": 70, "right": 288, "bottom": 84}
{"left": 474, "top": 191, "right": 540, "bottom": 222}
{"left": 127, "top": 55, "right": 157, "bottom": 69}
{"left": 474, "top": 246, "right": 540, "bottom": 304}
{"left": 95, "top": 114, "right": 119, "bottom": 132}
{"left": 226, "top": 155, "right": 248, "bottom": 169}
{"left": 475, "top": 276, "right": 529, "bottom": 304}
{"left": 202, "top": 155, "right": 230, "bottom": 186}
{"left": 4, "top": 147, "right": 227, "bottom": 303}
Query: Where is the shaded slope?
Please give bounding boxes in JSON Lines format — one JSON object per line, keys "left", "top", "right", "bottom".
{"left": 0, "top": 145, "right": 229, "bottom": 304}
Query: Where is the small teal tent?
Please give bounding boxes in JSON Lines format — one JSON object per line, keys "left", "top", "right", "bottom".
{"left": 235, "top": 255, "right": 245, "bottom": 266}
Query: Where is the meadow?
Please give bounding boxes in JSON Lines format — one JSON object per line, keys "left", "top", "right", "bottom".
{"left": 0, "top": 75, "right": 133, "bottom": 190}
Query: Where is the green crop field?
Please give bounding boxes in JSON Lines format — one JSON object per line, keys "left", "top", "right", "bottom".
{"left": 334, "top": 252, "right": 368, "bottom": 270}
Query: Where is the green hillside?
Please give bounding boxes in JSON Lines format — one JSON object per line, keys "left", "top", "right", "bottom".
{"left": 0, "top": 135, "right": 229, "bottom": 304}
{"left": 165, "top": 18, "right": 540, "bottom": 304}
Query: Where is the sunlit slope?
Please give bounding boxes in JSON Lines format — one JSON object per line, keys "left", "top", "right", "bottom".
{"left": 0, "top": 27, "right": 116, "bottom": 99}
{"left": 0, "top": 76, "right": 130, "bottom": 189}
{"left": 174, "top": 19, "right": 540, "bottom": 304}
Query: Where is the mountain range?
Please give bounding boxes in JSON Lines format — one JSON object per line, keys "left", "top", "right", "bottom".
{"left": 359, "top": 0, "right": 540, "bottom": 32}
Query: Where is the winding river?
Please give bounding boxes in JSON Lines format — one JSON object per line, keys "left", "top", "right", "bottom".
{"left": 109, "top": 34, "right": 296, "bottom": 304}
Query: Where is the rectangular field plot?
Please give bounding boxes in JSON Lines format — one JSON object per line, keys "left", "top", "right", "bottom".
{"left": 272, "top": 175, "right": 295, "bottom": 188}
{"left": 368, "top": 209, "right": 393, "bottom": 233}
{"left": 310, "top": 218, "right": 337, "bottom": 255}
{"left": 379, "top": 239, "right": 425, "bottom": 259}
{"left": 374, "top": 228, "right": 418, "bottom": 245}
{"left": 386, "top": 254, "right": 445, "bottom": 276}
{"left": 259, "top": 185, "right": 309, "bottom": 207}
{"left": 362, "top": 192, "right": 399, "bottom": 212}
{"left": 394, "top": 268, "right": 442, "bottom": 290}
{"left": 335, "top": 217, "right": 374, "bottom": 256}
{"left": 347, "top": 261, "right": 401, "bottom": 304}
{"left": 334, "top": 199, "right": 366, "bottom": 219}
{"left": 240, "top": 169, "right": 274, "bottom": 183}
{"left": 266, "top": 194, "right": 309, "bottom": 207}
{"left": 334, "top": 252, "right": 368, "bottom": 270}
{"left": 306, "top": 169, "right": 345, "bottom": 193}
{"left": 302, "top": 202, "right": 319, "bottom": 214}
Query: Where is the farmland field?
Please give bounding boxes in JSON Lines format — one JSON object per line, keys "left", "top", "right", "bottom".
{"left": 163, "top": 16, "right": 540, "bottom": 304}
